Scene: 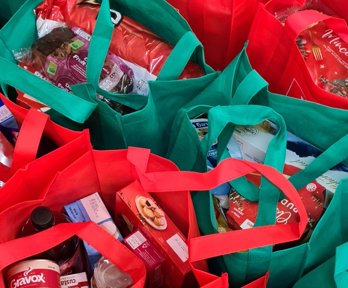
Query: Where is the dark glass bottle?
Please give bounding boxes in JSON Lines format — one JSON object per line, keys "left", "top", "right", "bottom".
{"left": 19, "top": 206, "right": 85, "bottom": 275}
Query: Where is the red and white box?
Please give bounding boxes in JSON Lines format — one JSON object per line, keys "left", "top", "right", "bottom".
{"left": 124, "top": 230, "right": 165, "bottom": 288}
{"left": 115, "top": 181, "right": 195, "bottom": 288}
{"left": 227, "top": 165, "right": 325, "bottom": 230}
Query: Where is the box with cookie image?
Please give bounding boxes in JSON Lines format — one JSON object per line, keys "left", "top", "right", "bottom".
{"left": 115, "top": 181, "right": 197, "bottom": 288}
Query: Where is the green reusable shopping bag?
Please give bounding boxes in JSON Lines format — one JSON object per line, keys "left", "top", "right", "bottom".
{"left": 167, "top": 46, "right": 348, "bottom": 287}
{"left": 227, "top": 54, "right": 348, "bottom": 287}
{"left": 0, "top": 0, "right": 25, "bottom": 27}
{"left": 0, "top": 0, "right": 214, "bottom": 153}
{"left": 293, "top": 197, "right": 348, "bottom": 288}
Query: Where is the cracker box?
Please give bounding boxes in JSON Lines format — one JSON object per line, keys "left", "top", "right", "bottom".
{"left": 115, "top": 181, "right": 196, "bottom": 288}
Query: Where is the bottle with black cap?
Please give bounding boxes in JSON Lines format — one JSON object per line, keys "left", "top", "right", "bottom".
{"left": 19, "top": 206, "right": 85, "bottom": 275}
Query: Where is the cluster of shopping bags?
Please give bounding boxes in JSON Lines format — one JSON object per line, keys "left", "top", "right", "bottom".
{"left": 0, "top": 0, "right": 347, "bottom": 287}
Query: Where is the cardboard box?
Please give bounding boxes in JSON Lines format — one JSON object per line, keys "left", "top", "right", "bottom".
{"left": 116, "top": 181, "right": 195, "bottom": 288}
{"left": 60, "top": 272, "right": 88, "bottom": 288}
{"left": 226, "top": 165, "right": 325, "bottom": 230}
{"left": 124, "top": 230, "right": 165, "bottom": 288}
{"left": 65, "top": 192, "right": 123, "bottom": 269}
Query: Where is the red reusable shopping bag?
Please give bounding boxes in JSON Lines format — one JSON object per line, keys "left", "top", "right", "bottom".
{"left": 0, "top": 147, "right": 306, "bottom": 287}
{"left": 167, "top": 0, "right": 261, "bottom": 70}
{"left": 247, "top": 0, "right": 348, "bottom": 109}
{"left": 0, "top": 94, "right": 90, "bottom": 185}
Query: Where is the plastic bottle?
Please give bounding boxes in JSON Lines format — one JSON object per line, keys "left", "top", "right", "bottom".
{"left": 19, "top": 206, "right": 85, "bottom": 275}
{"left": 91, "top": 257, "right": 133, "bottom": 288}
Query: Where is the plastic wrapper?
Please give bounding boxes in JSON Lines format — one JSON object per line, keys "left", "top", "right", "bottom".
{"left": 35, "top": 0, "right": 204, "bottom": 79}
{"left": 272, "top": 0, "right": 337, "bottom": 23}
{"left": 269, "top": 1, "right": 348, "bottom": 98}
{"left": 17, "top": 26, "right": 136, "bottom": 95}
{"left": 296, "top": 22, "right": 348, "bottom": 98}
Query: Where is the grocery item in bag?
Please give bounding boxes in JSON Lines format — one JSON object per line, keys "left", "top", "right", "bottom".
{"left": 18, "top": 26, "right": 135, "bottom": 95}
{"left": 6, "top": 259, "right": 60, "bottom": 288}
{"left": 115, "top": 181, "right": 196, "bottom": 288}
{"left": 64, "top": 192, "right": 123, "bottom": 269}
{"left": 91, "top": 257, "right": 133, "bottom": 288}
{"left": 60, "top": 272, "right": 88, "bottom": 288}
{"left": 35, "top": 0, "right": 204, "bottom": 79}
{"left": 18, "top": 206, "right": 85, "bottom": 275}
{"left": 296, "top": 22, "right": 348, "bottom": 97}
{"left": 123, "top": 230, "right": 165, "bottom": 288}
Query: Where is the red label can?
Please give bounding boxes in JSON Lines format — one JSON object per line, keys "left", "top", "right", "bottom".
{"left": 6, "top": 259, "right": 60, "bottom": 288}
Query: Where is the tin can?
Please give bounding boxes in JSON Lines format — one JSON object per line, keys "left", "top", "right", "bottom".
{"left": 6, "top": 259, "right": 60, "bottom": 288}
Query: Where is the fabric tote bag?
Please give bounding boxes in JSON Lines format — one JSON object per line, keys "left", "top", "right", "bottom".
{"left": 247, "top": 0, "right": 348, "bottom": 109}
{"left": 0, "top": 93, "right": 90, "bottom": 186}
{"left": 0, "top": 0, "right": 215, "bottom": 153}
{"left": 166, "top": 0, "right": 261, "bottom": 70}
{"left": 166, "top": 46, "right": 348, "bottom": 286}
{"left": 293, "top": 232, "right": 348, "bottom": 288}
{"left": 223, "top": 54, "right": 348, "bottom": 287}
{"left": 0, "top": 146, "right": 306, "bottom": 288}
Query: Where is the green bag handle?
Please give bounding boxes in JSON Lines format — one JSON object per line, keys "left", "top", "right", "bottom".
{"left": 203, "top": 105, "right": 287, "bottom": 202}
{"left": 204, "top": 105, "right": 287, "bottom": 227}
{"left": 0, "top": 57, "right": 97, "bottom": 124}
{"left": 86, "top": 0, "right": 113, "bottom": 90}
{"left": 335, "top": 242, "right": 348, "bottom": 287}
{"left": 231, "top": 73, "right": 348, "bottom": 191}
{"left": 88, "top": 0, "right": 211, "bottom": 88}
{"left": 157, "top": 31, "right": 213, "bottom": 80}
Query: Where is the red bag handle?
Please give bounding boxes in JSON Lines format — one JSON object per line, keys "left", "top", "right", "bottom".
{"left": 284, "top": 9, "right": 348, "bottom": 41}
{"left": 130, "top": 155, "right": 307, "bottom": 262}
{"left": 10, "top": 108, "right": 48, "bottom": 172}
{"left": 0, "top": 222, "right": 146, "bottom": 288}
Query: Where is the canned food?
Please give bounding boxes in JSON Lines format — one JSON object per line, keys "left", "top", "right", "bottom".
{"left": 6, "top": 259, "right": 60, "bottom": 288}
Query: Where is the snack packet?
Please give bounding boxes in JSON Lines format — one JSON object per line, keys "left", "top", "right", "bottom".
{"left": 35, "top": 0, "right": 204, "bottom": 79}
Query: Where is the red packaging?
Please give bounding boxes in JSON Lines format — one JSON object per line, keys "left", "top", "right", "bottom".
{"left": 35, "top": 0, "right": 204, "bottom": 79}
{"left": 297, "top": 21, "right": 348, "bottom": 98}
{"left": 123, "top": 230, "right": 165, "bottom": 288}
{"left": 6, "top": 259, "right": 60, "bottom": 288}
{"left": 115, "top": 181, "right": 196, "bottom": 288}
{"left": 227, "top": 164, "right": 325, "bottom": 230}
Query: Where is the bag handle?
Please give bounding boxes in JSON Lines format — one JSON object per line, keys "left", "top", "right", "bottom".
{"left": 86, "top": 0, "right": 113, "bottom": 90}
{"left": 335, "top": 242, "right": 348, "bottom": 287}
{"left": 0, "top": 222, "right": 146, "bottom": 288}
{"left": 0, "top": 57, "right": 97, "bottom": 124}
{"left": 157, "top": 31, "right": 213, "bottom": 80}
{"left": 190, "top": 46, "right": 267, "bottom": 107}
{"left": 10, "top": 109, "right": 48, "bottom": 172}
{"left": 137, "top": 157, "right": 308, "bottom": 261}
{"left": 231, "top": 75, "right": 348, "bottom": 191}
{"left": 205, "top": 104, "right": 286, "bottom": 189}
{"left": 88, "top": 0, "right": 212, "bottom": 91}
{"left": 285, "top": 9, "right": 348, "bottom": 42}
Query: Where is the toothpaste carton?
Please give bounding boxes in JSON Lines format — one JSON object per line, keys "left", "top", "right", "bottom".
{"left": 65, "top": 192, "right": 123, "bottom": 269}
